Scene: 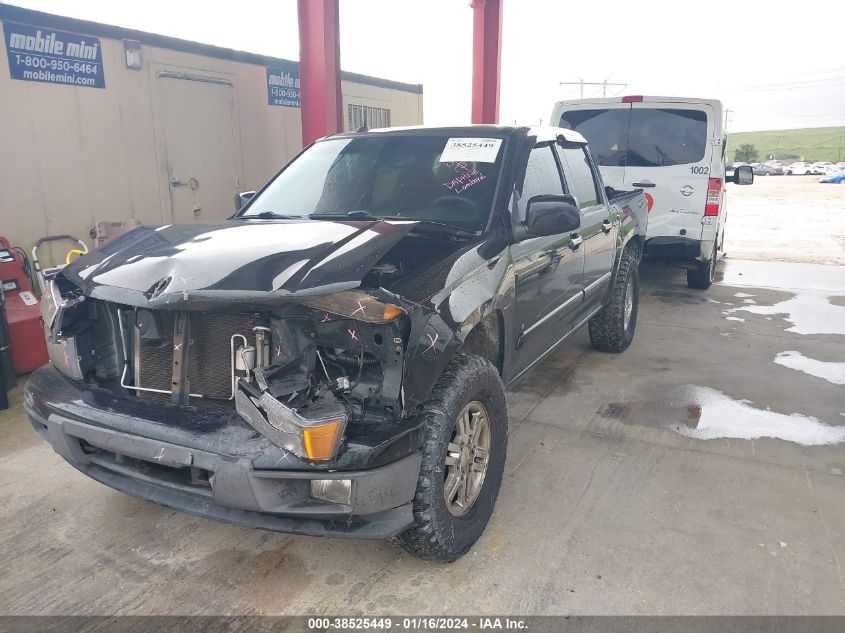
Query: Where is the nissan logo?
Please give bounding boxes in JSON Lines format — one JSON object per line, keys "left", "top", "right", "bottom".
{"left": 680, "top": 185, "right": 695, "bottom": 197}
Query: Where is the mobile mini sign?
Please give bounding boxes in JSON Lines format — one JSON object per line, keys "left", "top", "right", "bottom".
{"left": 266, "top": 66, "right": 300, "bottom": 107}
{"left": 3, "top": 21, "right": 105, "bottom": 89}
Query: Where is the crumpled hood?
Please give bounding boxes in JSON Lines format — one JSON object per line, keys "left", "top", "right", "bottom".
{"left": 63, "top": 219, "right": 421, "bottom": 308}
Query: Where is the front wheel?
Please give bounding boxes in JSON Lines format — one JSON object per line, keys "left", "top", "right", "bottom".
{"left": 395, "top": 354, "right": 508, "bottom": 562}
{"left": 588, "top": 248, "right": 639, "bottom": 353}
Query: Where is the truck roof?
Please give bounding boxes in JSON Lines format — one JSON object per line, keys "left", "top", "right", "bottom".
{"left": 328, "top": 124, "right": 587, "bottom": 145}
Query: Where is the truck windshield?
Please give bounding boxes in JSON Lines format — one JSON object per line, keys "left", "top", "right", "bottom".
{"left": 560, "top": 108, "right": 708, "bottom": 167}
{"left": 239, "top": 134, "right": 504, "bottom": 232}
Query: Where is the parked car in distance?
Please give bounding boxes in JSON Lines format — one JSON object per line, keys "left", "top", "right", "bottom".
{"left": 819, "top": 171, "right": 845, "bottom": 184}
{"left": 785, "top": 162, "right": 813, "bottom": 175}
{"left": 753, "top": 164, "right": 783, "bottom": 176}
{"left": 811, "top": 162, "right": 832, "bottom": 175}
{"left": 26, "top": 125, "right": 649, "bottom": 562}
{"left": 820, "top": 163, "right": 843, "bottom": 176}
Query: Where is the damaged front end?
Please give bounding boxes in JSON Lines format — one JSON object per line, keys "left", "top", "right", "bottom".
{"left": 40, "top": 277, "right": 412, "bottom": 467}
{"left": 230, "top": 291, "right": 409, "bottom": 464}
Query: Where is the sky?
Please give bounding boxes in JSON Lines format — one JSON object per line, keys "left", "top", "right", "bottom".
{"left": 3, "top": 0, "right": 844, "bottom": 133}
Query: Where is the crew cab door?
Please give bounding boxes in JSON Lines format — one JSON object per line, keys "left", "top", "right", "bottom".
{"left": 556, "top": 143, "right": 615, "bottom": 310}
{"left": 510, "top": 143, "right": 584, "bottom": 375}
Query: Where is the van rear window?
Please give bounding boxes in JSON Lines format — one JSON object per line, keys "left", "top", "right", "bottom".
{"left": 560, "top": 108, "right": 708, "bottom": 167}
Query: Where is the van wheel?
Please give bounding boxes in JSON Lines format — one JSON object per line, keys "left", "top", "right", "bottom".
{"left": 588, "top": 247, "right": 639, "bottom": 353}
{"left": 394, "top": 354, "right": 507, "bottom": 562}
{"left": 687, "top": 242, "right": 717, "bottom": 290}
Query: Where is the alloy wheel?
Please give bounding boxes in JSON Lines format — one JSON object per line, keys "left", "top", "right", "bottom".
{"left": 444, "top": 401, "right": 491, "bottom": 517}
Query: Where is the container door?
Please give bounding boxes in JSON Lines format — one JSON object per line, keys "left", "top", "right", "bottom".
{"left": 156, "top": 72, "right": 241, "bottom": 223}
{"left": 625, "top": 103, "right": 715, "bottom": 242}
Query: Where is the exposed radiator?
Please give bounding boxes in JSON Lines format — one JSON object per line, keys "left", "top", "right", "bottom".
{"left": 134, "top": 311, "right": 260, "bottom": 408}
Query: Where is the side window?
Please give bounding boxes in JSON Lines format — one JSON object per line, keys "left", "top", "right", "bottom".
{"left": 557, "top": 145, "right": 601, "bottom": 208}
{"left": 516, "top": 144, "right": 564, "bottom": 222}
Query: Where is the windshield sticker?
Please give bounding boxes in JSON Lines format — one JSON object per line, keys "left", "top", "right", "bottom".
{"left": 439, "top": 137, "right": 502, "bottom": 163}
{"left": 442, "top": 162, "right": 487, "bottom": 194}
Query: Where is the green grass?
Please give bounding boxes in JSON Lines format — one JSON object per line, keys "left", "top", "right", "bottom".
{"left": 727, "top": 127, "right": 845, "bottom": 163}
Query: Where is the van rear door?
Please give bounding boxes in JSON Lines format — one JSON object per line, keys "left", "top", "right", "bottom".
{"left": 624, "top": 102, "right": 715, "bottom": 243}
{"left": 557, "top": 105, "right": 631, "bottom": 189}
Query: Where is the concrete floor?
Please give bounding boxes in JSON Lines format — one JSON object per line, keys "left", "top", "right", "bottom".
{"left": 1, "top": 258, "right": 844, "bottom": 615}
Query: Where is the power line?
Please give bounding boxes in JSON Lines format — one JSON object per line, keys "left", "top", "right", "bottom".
{"left": 559, "top": 78, "right": 627, "bottom": 99}
{"left": 722, "top": 76, "right": 845, "bottom": 93}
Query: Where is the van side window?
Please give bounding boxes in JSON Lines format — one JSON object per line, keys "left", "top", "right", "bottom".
{"left": 515, "top": 144, "right": 565, "bottom": 222}
{"left": 557, "top": 145, "right": 600, "bottom": 208}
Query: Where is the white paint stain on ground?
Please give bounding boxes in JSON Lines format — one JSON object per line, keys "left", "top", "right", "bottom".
{"left": 734, "top": 292, "right": 755, "bottom": 298}
{"left": 673, "top": 386, "right": 845, "bottom": 446}
{"left": 727, "top": 291, "right": 845, "bottom": 336}
{"left": 774, "top": 351, "right": 845, "bottom": 385}
{"left": 725, "top": 316, "right": 745, "bottom": 322}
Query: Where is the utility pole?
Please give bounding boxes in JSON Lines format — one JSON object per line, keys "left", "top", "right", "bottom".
{"left": 559, "top": 79, "right": 626, "bottom": 99}
{"left": 724, "top": 109, "right": 733, "bottom": 131}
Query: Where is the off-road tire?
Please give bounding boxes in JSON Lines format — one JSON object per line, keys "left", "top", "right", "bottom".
{"left": 394, "top": 354, "right": 507, "bottom": 562}
{"left": 588, "top": 248, "right": 639, "bottom": 353}
{"left": 687, "top": 240, "right": 717, "bottom": 290}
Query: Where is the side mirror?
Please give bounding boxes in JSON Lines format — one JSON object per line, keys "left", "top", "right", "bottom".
{"left": 526, "top": 194, "right": 580, "bottom": 237}
{"left": 234, "top": 191, "right": 256, "bottom": 211}
{"left": 733, "top": 165, "right": 754, "bottom": 185}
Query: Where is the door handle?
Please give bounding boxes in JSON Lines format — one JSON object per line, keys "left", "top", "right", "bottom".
{"left": 568, "top": 234, "right": 583, "bottom": 250}
{"left": 170, "top": 178, "right": 186, "bottom": 188}
{"left": 632, "top": 182, "right": 656, "bottom": 188}
{"left": 601, "top": 220, "right": 612, "bottom": 234}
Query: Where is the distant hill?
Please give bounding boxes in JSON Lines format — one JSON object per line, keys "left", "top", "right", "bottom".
{"left": 727, "top": 127, "right": 845, "bottom": 163}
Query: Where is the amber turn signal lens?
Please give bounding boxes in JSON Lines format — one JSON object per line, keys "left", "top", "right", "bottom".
{"left": 382, "top": 303, "right": 405, "bottom": 321}
{"left": 302, "top": 419, "right": 345, "bottom": 461}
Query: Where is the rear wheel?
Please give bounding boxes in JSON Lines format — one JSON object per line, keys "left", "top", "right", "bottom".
{"left": 588, "top": 248, "right": 639, "bottom": 353}
{"left": 687, "top": 241, "right": 717, "bottom": 290}
{"left": 395, "top": 354, "right": 507, "bottom": 562}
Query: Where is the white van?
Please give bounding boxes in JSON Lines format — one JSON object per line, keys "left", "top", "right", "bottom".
{"left": 550, "top": 96, "right": 752, "bottom": 289}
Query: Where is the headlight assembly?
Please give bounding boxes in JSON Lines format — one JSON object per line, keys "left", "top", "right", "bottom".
{"left": 40, "top": 279, "right": 87, "bottom": 380}
{"left": 303, "top": 290, "right": 405, "bottom": 323}
{"left": 39, "top": 279, "right": 63, "bottom": 331}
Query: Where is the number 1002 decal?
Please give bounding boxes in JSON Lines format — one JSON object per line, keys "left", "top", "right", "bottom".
{"left": 690, "top": 166, "right": 710, "bottom": 175}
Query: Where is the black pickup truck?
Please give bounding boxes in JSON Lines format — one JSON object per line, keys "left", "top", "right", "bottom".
{"left": 27, "top": 126, "right": 647, "bottom": 561}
